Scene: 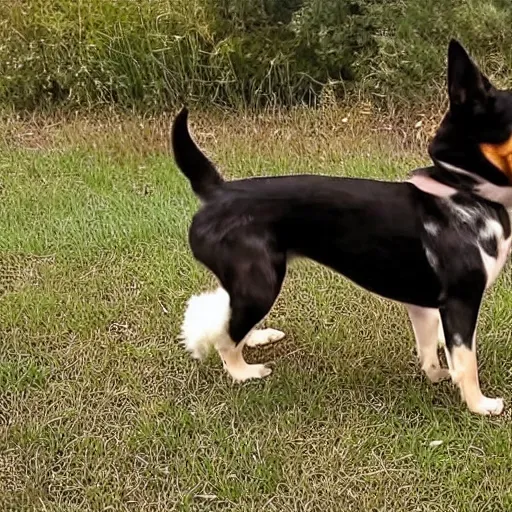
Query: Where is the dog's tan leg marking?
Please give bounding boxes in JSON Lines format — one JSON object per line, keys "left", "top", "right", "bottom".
{"left": 218, "top": 340, "right": 272, "bottom": 382}
{"left": 450, "top": 342, "right": 503, "bottom": 416}
{"left": 245, "top": 328, "right": 285, "bottom": 348}
{"left": 407, "top": 305, "right": 450, "bottom": 383}
{"left": 437, "top": 311, "right": 446, "bottom": 347}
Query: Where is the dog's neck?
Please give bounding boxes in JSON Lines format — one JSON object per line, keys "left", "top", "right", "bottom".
{"left": 408, "top": 164, "right": 478, "bottom": 198}
{"left": 408, "top": 163, "right": 512, "bottom": 207}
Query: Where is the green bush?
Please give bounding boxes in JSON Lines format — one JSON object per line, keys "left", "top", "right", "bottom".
{"left": 368, "top": 0, "right": 512, "bottom": 104}
{"left": 1, "top": 0, "right": 512, "bottom": 111}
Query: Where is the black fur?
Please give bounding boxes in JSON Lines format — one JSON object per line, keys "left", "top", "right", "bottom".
{"left": 172, "top": 39, "right": 512, "bottom": 382}
{"left": 429, "top": 40, "right": 512, "bottom": 185}
{"left": 172, "top": 108, "right": 224, "bottom": 200}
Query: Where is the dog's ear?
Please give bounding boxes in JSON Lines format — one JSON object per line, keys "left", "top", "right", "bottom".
{"left": 447, "top": 39, "right": 493, "bottom": 109}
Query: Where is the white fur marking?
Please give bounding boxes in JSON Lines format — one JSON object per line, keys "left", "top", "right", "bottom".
{"left": 480, "top": 219, "right": 501, "bottom": 240}
{"left": 453, "top": 333, "right": 463, "bottom": 346}
{"left": 180, "top": 287, "right": 231, "bottom": 359}
{"left": 425, "top": 247, "right": 438, "bottom": 270}
{"left": 476, "top": 396, "right": 505, "bottom": 415}
{"left": 424, "top": 222, "right": 439, "bottom": 236}
{"left": 447, "top": 201, "right": 479, "bottom": 224}
{"left": 477, "top": 219, "right": 511, "bottom": 288}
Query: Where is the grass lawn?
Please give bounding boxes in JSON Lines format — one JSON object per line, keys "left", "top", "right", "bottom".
{"left": 2, "top": 111, "right": 512, "bottom": 511}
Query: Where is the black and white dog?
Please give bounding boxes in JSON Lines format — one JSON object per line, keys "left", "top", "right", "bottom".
{"left": 172, "top": 40, "right": 512, "bottom": 416}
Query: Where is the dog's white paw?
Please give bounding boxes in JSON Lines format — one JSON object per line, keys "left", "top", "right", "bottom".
{"left": 245, "top": 328, "right": 285, "bottom": 348}
{"left": 229, "top": 363, "right": 272, "bottom": 382}
{"left": 424, "top": 366, "right": 450, "bottom": 384}
{"left": 468, "top": 396, "right": 504, "bottom": 416}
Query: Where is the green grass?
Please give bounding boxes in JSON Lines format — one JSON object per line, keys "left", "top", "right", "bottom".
{"left": 2, "top": 118, "right": 512, "bottom": 511}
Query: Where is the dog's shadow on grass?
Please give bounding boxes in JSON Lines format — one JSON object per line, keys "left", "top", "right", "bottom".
{"left": 180, "top": 322, "right": 509, "bottom": 425}
{"left": 236, "top": 333, "right": 494, "bottom": 423}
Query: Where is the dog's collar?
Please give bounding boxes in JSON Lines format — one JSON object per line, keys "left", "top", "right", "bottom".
{"left": 410, "top": 163, "right": 512, "bottom": 207}
{"left": 407, "top": 172, "right": 457, "bottom": 197}
{"left": 409, "top": 165, "right": 479, "bottom": 194}
{"left": 433, "top": 160, "right": 512, "bottom": 206}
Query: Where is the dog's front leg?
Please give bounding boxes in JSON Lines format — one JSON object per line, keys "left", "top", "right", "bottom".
{"left": 406, "top": 305, "right": 450, "bottom": 383}
{"left": 440, "top": 295, "right": 504, "bottom": 416}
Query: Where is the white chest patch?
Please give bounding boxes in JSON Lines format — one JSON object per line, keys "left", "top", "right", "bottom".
{"left": 478, "top": 218, "right": 512, "bottom": 288}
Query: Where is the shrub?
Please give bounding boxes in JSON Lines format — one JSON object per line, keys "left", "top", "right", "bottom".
{"left": 1, "top": 0, "right": 512, "bottom": 112}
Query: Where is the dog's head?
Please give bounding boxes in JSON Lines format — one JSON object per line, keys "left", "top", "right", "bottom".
{"left": 429, "top": 40, "right": 512, "bottom": 189}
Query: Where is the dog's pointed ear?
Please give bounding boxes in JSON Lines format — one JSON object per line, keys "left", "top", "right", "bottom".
{"left": 448, "top": 39, "right": 493, "bottom": 108}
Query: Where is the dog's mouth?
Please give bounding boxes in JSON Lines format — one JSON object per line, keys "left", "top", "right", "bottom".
{"left": 480, "top": 135, "right": 512, "bottom": 180}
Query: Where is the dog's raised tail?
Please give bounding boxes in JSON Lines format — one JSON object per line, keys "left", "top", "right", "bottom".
{"left": 171, "top": 107, "right": 224, "bottom": 201}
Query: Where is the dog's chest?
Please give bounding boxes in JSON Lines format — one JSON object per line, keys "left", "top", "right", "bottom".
{"left": 424, "top": 200, "right": 512, "bottom": 289}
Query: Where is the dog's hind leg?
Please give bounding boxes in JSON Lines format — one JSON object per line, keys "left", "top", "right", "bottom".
{"left": 406, "top": 305, "right": 450, "bottom": 383}
{"left": 180, "top": 245, "right": 286, "bottom": 382}
{"left": 437, "top": 310, "right": 446, "bottom": 347}
{"left": 218, "top": 253, "right": 286, "bottom": 381}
